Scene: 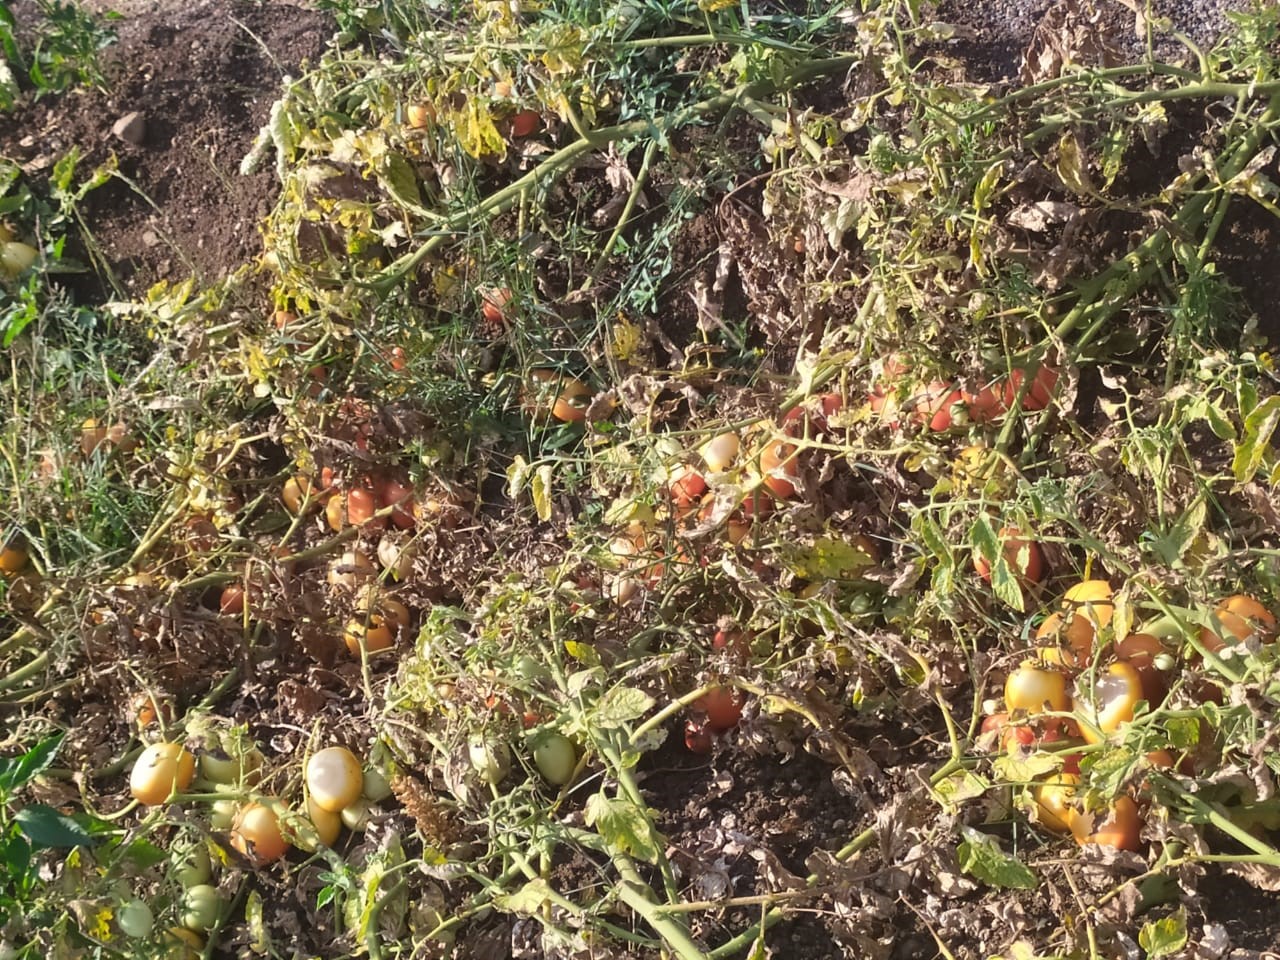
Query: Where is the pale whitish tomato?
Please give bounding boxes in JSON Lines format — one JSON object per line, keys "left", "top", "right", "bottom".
{"left": 699, "top": 432, "right": 740, "bottom": 473}
{"left": 179, "top": 884, "right": 221, "bottom": 932}
{"left": 306, "top": 747, "right": 364, "bottom": 813}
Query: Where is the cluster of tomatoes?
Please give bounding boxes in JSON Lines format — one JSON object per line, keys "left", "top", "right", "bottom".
{"left": 984, "top": 573, "right": 1277, "bottom": 851}
{"left": 122, "top": 739, "right": 392, "bottom": 954}
{"left": 869, "top": 357, "right": 1060, "bottom": 432}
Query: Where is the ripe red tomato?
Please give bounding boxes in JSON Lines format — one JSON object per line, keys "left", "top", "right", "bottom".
{"left": 963, "top": 383, "right": 1007, "bottom": 423}
{"left": 695, "top": 686, "right": 743, "bottom": 732}
{"left": 684, "top": 720, "right": 712, "bottom": 754}
{"left": 510, "top": 110, "right": 541, "bottom": 138}
{"left": 1002, "top": 365, "right": 1059, "bottom": 412}
{"left": 377, "top": 479, "right": 417, "bottom": 530}
{"left": 913, "top": 381, "right": 964, "bottom": 431}
{"left": 668, "top": 466, "right": 707, "bottom": 507}
{"left": 973, "top": 526, "right": 1045, "bottom": 586}
{"left": 712, "top": 628, "right": 750, "bottom": 657}
{"left": 219, "top": 585, "right": 246, "bottom": 616}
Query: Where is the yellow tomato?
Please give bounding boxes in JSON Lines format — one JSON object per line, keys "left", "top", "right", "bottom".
{"left": 1074, "top": 661, "right": 1144, "bottom": 744}
{"left": 1004, "top": 663, "right": 1070, "bottom": 715}
{"left": 1033, "top": 773, "right": 1082, "bottom": 834}
{"left": 305, "top": 795, "right": 342, "bottom": 847}
{"left": 130, "top": 743, "right": 195, "bottom": 806}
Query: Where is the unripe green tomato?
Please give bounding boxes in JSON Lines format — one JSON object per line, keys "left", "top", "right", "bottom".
{"left": 341, "top": 798, "right": 371, "bottom": 832}
{"left": 209, "top": 798, "right": 237, "bottom": 830}
{"left": 362, "top": 766, "right": 393, "bottom": 803}
{"left": 171, "top": 838, "right": 211, "bottom": 888}
{"left": 532, "top": 733, "right": 577, "bottom": 786}
{"left": 0, "top": 241, "right": 38, "bottom": 279}
{"left": 179, "top": 883, "right": 221, "bottom": 931}
{"left": 200, "top": 746, "right": 263, "bottom": 785}
{"left": 513, "top": 655, "right": 550, "bottom": 684}
{"left": 468, "top": 737, "right": 511, "bottom": 785}
{"left": 117, "top": 898, "right": 154, "bottom": 938}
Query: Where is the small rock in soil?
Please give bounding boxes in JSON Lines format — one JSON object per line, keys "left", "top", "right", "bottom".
{"left": 111, "top": 112, "right": 147, "bottom": 145}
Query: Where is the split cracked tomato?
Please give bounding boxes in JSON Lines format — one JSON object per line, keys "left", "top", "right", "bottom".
{"left": 1074, "top": 661, "right": 1144, "bottom": 744}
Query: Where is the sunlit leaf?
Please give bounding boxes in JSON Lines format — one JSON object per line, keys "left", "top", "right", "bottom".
{"left": 957, "top": 827, "right": 1038, "bottom": 889}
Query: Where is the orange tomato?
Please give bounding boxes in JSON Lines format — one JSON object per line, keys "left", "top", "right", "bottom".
{"left": 281, "top": 475, "right": 318, "bottom": 515}
{"left": 406, "top": 101, "right": 436, "bottom": 128}
{"left": 344, "top": 616, "right": 395, "bottom": 656}
{"left": 695, "top": 686, "right": 744, "bottom": 732}
{"left": 963, "top": 382, "right": 1007, "bottom": 423}
{"left": 377, "top": 479, "right": 417, "bottom": 530}
{"left": 1071, "top": 795, "right": 1142, "bottom": 851}
{"left": 668, "top": 465, "right": 707, "bottom": 507}
{"left": 0, "top": 541, "right": 28, "bottom": 576}
{"left": 481, "top": 287, "right": 512, "bottom": 325}
{"left": 914, "top": 381, "right": 964, "bottom": 431}
{"left": 1113, "top": 632, "right": 1170, "bottom": 704}
{"left": 130, "top": 743, "right": 196, "bottom": 806}
{"left": 973, "top": 526, "right": 1045, "bottom": 586}
{"left": 219, "top": 585, "right": 246, "bottom": 616}
{"left": 1040, "top": 580, "right": 1114, "bottom": 667}
{"left": 231, "top": 802, "right": 288, "bottom": 865}
{"left": 347, "top": 486, "right": 384, "bottom": 528}
{"left": 759, "top": 438, "right": 800, "bottom": 499}
{"left": 525, "top": 369, "right": 593, "bottom": 423}
{"left": 273, "top": 310, "right": 297, "bottom": 329}
{"left": 1199, "top": 594, "right": 1276, "bottom": 654}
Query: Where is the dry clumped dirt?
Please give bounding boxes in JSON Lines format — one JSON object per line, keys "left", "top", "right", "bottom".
{"left": 0, "top": 0, "right": 330, "bottom": 300}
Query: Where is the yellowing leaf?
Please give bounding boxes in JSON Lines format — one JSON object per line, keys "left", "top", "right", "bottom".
{"left": 1056, "top": 132, "right": 1094, "bottom": 196}
{"left": 584, "top": 794, "right": 663, "bottom": 863}
{"left": 454, "top": 100, "right": 506, "bottom": 160}
{"left": 610, "top": 317, "right": 643, "bottom": 362}
{"left": 531, "top": 464, "right": 553, "bottom": 522}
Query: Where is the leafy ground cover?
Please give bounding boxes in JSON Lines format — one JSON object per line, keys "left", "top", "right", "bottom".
{"left": 3, "top": 0, "right": 1280, "bottom": 958}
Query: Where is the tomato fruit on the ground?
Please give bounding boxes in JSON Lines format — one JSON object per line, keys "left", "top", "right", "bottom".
{"left": 1199, "top": 594, "right": 1276, "bottom": 654}
{"left": 973, "top": 526, "right": 1045, "bottom": 585}
{"left": 306, "top": 746, "right": 363, "bottom": 813}
{"left": 684, "top": 720, "right": 713, "bottom": 754}
{"left": 231, "top": 802, "right": 288, "bottom": 865}
{"left": 695, "top": 686, "right": 743, "bottom": 732}
{"left": 1071, "top": 795, "right": 1142, "bottom": 851}
{"left": 1074, "top": 661, "right": 1143, "bottom": 744}
{"left": 532, "top": 733, "right": 577, "bottom": 786}
{"left": 130, "top": 743, "right": 195, "bottom": 806}
{"left": 1004, "top": 663, "right": 1070, "bottom": 715}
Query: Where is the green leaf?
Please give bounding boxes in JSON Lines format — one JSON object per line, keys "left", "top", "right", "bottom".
{"left": 379, "top": 152, "right": 421, "bottom": 209}
{"left": 972, "top": 517, "right": 1023, "bottom": 611}
{"left": 1233, "top": 395, "right": 1280, "bottom": 484}
{"left": 594, "top": 685, "right": 654, "bottom": 729}
{"left": 1138, "top": 907, "right": 1187, "bottom": 959}
{"left": 1147, "top": 495, "right": 1205, "bottom": 566}
{"left": 993, "top": 751, "right": 1060, "bottom": 783}
{"left": 957, "top": 827, "right": 1038, "bottom": 889}
{"left": 584, "top": 794, "right": 662, "bottom": 864}
{"left": 932, "top": 770, "right": 990, "bottom": 811}
{"left": 0, "top": 732, "right": 64, "bottom": 793}
{"left": 15, "top": 804, "right": 95, "bottom": 849}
